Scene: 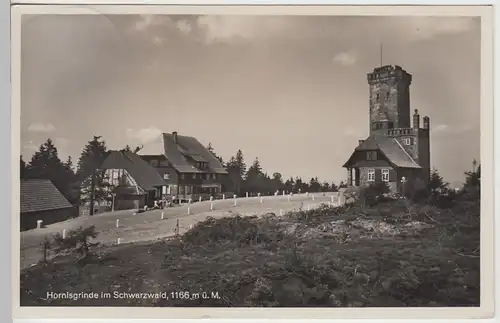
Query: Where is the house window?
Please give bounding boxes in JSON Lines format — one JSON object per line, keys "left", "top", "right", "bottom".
{"left": 382, "top": 169, "right": 390, "bottom": 182}
{"left": 366, "top": 151, "right": 377, "bottom": 161}
{"left": 180, "top": 174, "right": 185, "bottom": 180}
{"left": 163, "top": 173, "right": 170, "bottom": 180}
{"left": 111, "top": 169, "right": 119, "bottom": 181}
{"left": 150, "top": 159, "right": 158, "bottom": 167}
{"left": 212, "top": 174, "right": 216, "bottom": 180}
{"left": 206, "top": 174, "right": 210, "bottom": 181}
{"left": 367, "top": 169, "right": 375, "bottom": 182}
{"left": 403, "top": 138, "right": 411, "bottom": 145}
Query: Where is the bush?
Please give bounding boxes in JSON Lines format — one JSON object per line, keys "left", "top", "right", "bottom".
{"left": 358, "top": 182, "right": 391, "bottom": 207}
{"left": 51, "top": 225, "right": 100, "bottom": 263}
{"left": 182, "top": 215, "right": 284, "bottom": 247}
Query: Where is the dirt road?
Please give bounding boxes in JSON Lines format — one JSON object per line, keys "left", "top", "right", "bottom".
{"left": 19, "top": 192, "right": 342, "bottom": 269}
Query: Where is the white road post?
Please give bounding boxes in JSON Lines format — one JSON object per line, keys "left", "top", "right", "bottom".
{"left": 112, "top": 193, "right": 116, "bottom": 212}
{"left": 199, "top": 196, "right": 202, "bottom": 202}
{"left": 246, "top": 192, "right": 249, "bottom": 198}
{"left": 37, "top": 220, "right": 43, "bottom": 229}
{"left": 187, "top": 207, "right": 191, "bottom": 215}
{"left": 312, "top": 195, "right": 315, "bottom": 201}
{"left": 117, "top": 238, "right": 121, "bottom": 245}
{"left": 62, "top": 229, "right": 67, "bottom": 239}
{"left": 161, "top": 211, "right": 164, "bottom": 220}
{"left": 210, "top": 202, "right": 214, "bottom": 211}
{"left": 116, "top": 219, "right": 120, "bottom": 228}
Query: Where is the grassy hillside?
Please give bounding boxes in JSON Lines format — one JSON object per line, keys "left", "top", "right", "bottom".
{"left": 20, "top": 194, "right": 480, "bottom": 307}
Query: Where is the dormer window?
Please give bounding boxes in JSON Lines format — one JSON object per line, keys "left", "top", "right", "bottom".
{"left": 366, "top": 151, "right": 377, "bottom": 161}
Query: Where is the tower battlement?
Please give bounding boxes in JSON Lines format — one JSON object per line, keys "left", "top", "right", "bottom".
{"left": 367, "top": 65, "right": 412, "bottom": 85}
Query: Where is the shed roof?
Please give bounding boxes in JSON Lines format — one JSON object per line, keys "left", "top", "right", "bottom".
{"left": 20, "top": 179, "right": 73, "bottom": 214}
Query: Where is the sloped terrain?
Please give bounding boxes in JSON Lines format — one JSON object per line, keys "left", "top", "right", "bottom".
{"left": 20, "top": 198, "right": 480, "bottom": 307}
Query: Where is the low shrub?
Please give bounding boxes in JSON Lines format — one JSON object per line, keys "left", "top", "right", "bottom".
{"left": 182, "top": 215, "right": 285, "bottom": 247}
{"left": 358, "top": 182, "right": 391, "bottom": 207}
{"left": 51, "top": 225, "right": 100, "bottom": 264}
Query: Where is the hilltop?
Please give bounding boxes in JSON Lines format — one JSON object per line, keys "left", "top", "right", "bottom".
{"left": 20, "top": 190, "right": 480, "bottom": 307}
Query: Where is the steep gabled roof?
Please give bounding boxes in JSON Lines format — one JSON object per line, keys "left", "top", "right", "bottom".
{"left": 140, "top": 132, "right": 228, "bottom": 174}
{"left": 20, "top": 179, "right": 73, "bottom": 214}
{"left": 100, "top": 150, "right": 167, "bottom": 191}
{"left": 343, "top": 135, "right": 421, "bottom": 169}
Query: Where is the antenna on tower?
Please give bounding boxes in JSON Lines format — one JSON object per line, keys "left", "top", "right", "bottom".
{"left": 380, "top": 43, "right": 383, "bottom": 67}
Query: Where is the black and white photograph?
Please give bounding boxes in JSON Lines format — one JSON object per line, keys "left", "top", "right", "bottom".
{"left": 13, "top": 4, "right": 493, "bottom": 318}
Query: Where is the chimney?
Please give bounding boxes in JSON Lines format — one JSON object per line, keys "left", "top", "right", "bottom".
{"left": 413, "top": 109, "right": 420, "bottom": 129}
{"left": 172, "top": 131, "right": 178, "bottom": 144}
{"left": 423, "top": 116, "right": 430, "bottom": 130}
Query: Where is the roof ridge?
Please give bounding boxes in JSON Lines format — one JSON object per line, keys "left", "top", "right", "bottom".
{"left": 392, "top": 138, "right": 419, "bottom": 164}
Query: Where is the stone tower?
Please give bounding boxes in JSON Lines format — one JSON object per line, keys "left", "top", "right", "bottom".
{"left": 367, "top": 65, "right": 412, "bottom": 135}
{"left": 367, "top": 65, "right": 431, "bottom": 183}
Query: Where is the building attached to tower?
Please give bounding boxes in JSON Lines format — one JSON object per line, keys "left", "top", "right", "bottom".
{"left": 342, "top": 65, "right": 431, "bottom": 193}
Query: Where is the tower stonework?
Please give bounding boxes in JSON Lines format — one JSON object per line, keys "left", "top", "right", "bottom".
{"left": 367, "top": 65, "right": 412, "bottom": 135}
{"left": 344, "top": 64, "right": 432, "bottom": 192}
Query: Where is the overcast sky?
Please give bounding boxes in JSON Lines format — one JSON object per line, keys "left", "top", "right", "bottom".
{"left": 20, "top": 14, "right": 480, "bottom": 186}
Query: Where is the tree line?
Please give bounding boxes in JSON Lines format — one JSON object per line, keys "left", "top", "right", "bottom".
{"left": 207, "top": 143, "right": 346, "bottom": 196}
{"left": 20, "top": 136, "right": 111, "bottom": 212}
{"left": 20, "top": 136, "right": 479, "bottom": 210}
